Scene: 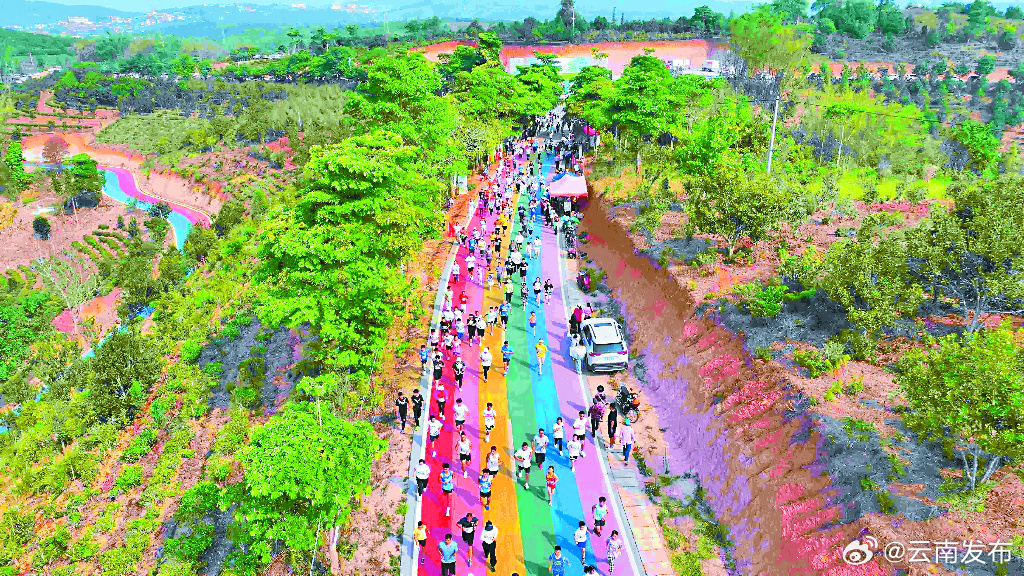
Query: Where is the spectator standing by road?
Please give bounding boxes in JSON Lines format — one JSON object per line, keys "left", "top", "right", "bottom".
{"left": 570, "top": 341, "right": 587, "bottom": 375}
{"left": 617, "top": 418, "right": 636, "bottom": 464}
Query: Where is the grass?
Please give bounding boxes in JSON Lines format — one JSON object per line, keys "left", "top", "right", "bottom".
{"left": 938, "top": 480, "right": 995, "bottom": 513}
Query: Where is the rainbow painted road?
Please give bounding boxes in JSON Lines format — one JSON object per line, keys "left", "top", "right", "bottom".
{"left": 414, "top": 144, "right": 638, "bottom": 576}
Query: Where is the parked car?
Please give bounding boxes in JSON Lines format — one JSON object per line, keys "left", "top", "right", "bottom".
{"left": 580, "top": 317, "right": 628, "bottom": 372}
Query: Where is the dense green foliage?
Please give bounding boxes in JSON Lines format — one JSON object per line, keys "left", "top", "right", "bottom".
{"left": 897, "top": 325, "right": 1024, "bottom": 490}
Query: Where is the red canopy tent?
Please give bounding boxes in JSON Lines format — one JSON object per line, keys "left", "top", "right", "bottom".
{"left": 547, "top": 172, "right": 588, "bottom": 198}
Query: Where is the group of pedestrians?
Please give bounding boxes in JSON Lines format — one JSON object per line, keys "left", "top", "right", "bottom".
{"left": 408, "top": 126, "right": 630, "bottom": 576}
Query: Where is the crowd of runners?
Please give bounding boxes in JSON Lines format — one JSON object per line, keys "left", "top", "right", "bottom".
{"left": 402, "top": 112, "right": 636, "bottom": 576}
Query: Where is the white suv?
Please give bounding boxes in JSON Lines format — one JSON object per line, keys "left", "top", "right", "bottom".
{"left": 580, "top": 318, "right": 628, "bottom": 372}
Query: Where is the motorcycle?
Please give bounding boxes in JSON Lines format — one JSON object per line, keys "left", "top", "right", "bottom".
{"left": 577, "top": 270, "right": 591, "bottom": 291}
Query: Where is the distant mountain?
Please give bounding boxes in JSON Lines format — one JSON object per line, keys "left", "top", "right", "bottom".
{"left": 1, "top": 0, "right": 759, "bottom": 36}
{"left": 2, "top": 0, "right": 139, "bottom": 28}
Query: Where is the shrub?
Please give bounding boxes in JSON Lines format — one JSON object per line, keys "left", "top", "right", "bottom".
{"left": 98, "top": 545, "right": 140, "bottom": 576}
{"left": 114, "top": 465, "right": 143, "bottom": 491}
{"left": 33, "top": 216, "right": 51, "bottom": 240}
{"left": 180, "top": 339, "right": 202, "bottom": 363}
{"left": 735, "top": 282, "right": 786, "bottom": 317}
{"left": 121, "top": 428, "right": 158, "bottom": 462}
{"left": 823, "top": 380, "right": 844, "bottom": 402}
{"left": 176, "top": 481, "right": 220, "bottom": 523}
{"left": 792, "top": 345, "right": 848, "bottom": 378}
{"left": 876, "top": 490, "right": 897, "bottom": 514}
{"left": 843, "top": 375, "right": 865, "bottom": 395}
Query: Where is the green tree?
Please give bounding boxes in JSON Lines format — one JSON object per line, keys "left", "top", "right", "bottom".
{"left": 0, "top": 290, "right": 56, "bottom": 381}
{"left": 729, "top": 7, "right": 815, "bottom": 75}
{"left": 905, "top": 176, "right": 1024, "bottom": 332}
{"left": 877, "top": 0, "right": 907, "bottom": 34}
{"left": 236, "top": 403, "right": 386, "bottom": 562}
{"left": 683, "top": 157, "right": 806, "bottom": 257}
{"left": 817, "top": 0, "right": 877, "bottom": 38}
{"left": 36, "top": 255, "right": 99, "bottom": 336}
{"left": 4, "top": 140, "right": 29, "bottom": 191}
{"left": 815, "top": 226, "right": 922, "bottom": 337}
{"left": 476, "top": 31, "right": 502, "bottom": 63}
{"left": 86, "top": 329, "right": 160, "bottom": 423}
{"left": 976, "top": 54, "right": 996, "bottom": 77}
{"left": 953, "top": 118, "right": 1000, "bottom": 174}
{"left": 255, "top": 130, "right": 441, "bottom": 379}
{"left": 897, "top": 325, "right": 1024, "bottom": 490}
{"left": 771, "top": 0, "right": 809, "bottom": 22}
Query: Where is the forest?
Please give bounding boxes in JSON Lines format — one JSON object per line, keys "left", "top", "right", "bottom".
{"left": 0, "top": 0, "right": 1022, "bottom": 575}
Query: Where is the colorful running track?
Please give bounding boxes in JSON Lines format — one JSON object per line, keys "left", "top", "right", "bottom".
{"left": 413, "top": 142, "right": 638, "bottom": 576}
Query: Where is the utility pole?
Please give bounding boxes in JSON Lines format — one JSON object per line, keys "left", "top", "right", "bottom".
{"left": 766, "top": 94, "right": 780, "bottom": 173}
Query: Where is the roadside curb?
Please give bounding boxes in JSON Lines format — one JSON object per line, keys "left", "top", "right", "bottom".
{"left": 399, "top": 191, "right": 481, "bottom": 576}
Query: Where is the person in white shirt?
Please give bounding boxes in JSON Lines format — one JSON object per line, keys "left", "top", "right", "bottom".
{"left": 532, "top": 428, "right": 549, "bottom": 470}
{"left": 453, "top": 398, "right": 469, "bottom": 433}
{"left": 466, "top": 254, "right": 477, "bottom": 281}
{"left": 486, "top": 445, "right": 501, "bottom": 477}
{"left": 514, "top": 232, "right": 524, "bottom": 251}
{"left": 480, "top": 520, "right": 499, "bottom": 571}
{"left": 480, "top": 348, "right": 493, "bottom": 383}
{"left": 552, "top": 417, "right": 565, "bottom": 455}
{"left": 485, "top": 308, "right": 498, "bottom": 334}
{"left": 428, "top": 415, "right": 443, "bottom": 457}
{"left": 414, "top": 459, "right": 430, "bottom": 496}
{"left": 483, "top": 402, "right": 497, "bottom": 442}
{"left": 452, "top": 260, "right": 460, "bottom": 283}
{"left": 574, "top": 521, "right": 589, "bottom": 564}
{"left": 573, "top": 410, "right": 587, "bottom": 457}
{"left": 532, "top": 236, "right": 542, "bottom": 259}
{"left": 514, "top": 442, "right": 534, "bottom": 488}
{"left": 475, "top": 314, "right": 486, "bottom": 344}
{"left": 458, "top": 432, "right": 473, "bottom": 478}
{"left": 566, "top": 436, "right": 582, "bottom": 471}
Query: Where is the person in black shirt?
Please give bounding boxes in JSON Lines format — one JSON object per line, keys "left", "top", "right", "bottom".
{"left": 452, "top": 356, "right": 466, "bottom": 390}
{"left": 411, "top": 389, "right": 424, "bottom": 428}
{"left": 607, "top": 400, "right": 619, "bottom": 446}
{"left": 457, "top": 512, "right": 479, "bottom": 548}
{"left": 432, "top": 352, "right": 444, "bottom": 384}
{"left": 395, "top": 391, "right": 409, "bottom": 432}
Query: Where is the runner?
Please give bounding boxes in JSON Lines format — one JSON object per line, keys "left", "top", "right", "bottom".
{"left": 419, "top": 344, "right": 430, "bottom": 374}
{"left": 520, "top": 280, "right": 529, "bottom": 308}
{"left": 499, "top": 302, "right": 511, "bottom": 329}
{"left": 515, "top": 231, "right": 524, "bottom": 251}
{"left": 504, "top": 279, "right": 514, "bottom": 304}
{"left": 480, "top": 521, "right": 499, "bottom": 572}
{"left": 466, "top": 253, "right": 476, "bottom": 282}
{"left": 485, "top": 307, "right": 498, "bottom": 335}
{"left": 573, "top": 410, "right": 587, "bottom": 457}
{"left": 457, "top": 512, "right": 479, "bottom": 562}
{"left": 414, "top": 459, "right": 430, "bottom": 497}
{"left": 606, "top": 530, "right": 624, "bottom": 574}
{"left": 414, "top": 521, "right": 428, "bottom": 565}
{"left": 532, "top": 427, "right": 549, "bottom": 470}
{"left": 545, "top": 465, "right": 559, "bottom": 505}
{"left": 438, "top": 534, "right": 458, "bottom": 576}
{"left": 548, "top": 545, "right": 570, "bottom": 576}
{"left": 443, "top": 332, "right": 454, "bottom": 358}
{"left": 428, "top": 415, "right": 442, "bottom": 457}
{"left": 528, "top": 310, "right": 537, "bottom": 336}
{"left": 457, "top": 431, "right": 472, "bottom": 478}
{"left": 482, "top": 402, "right": 497, "bottom": 442}
{"left": 456, "top": 317, "right": 466, "bottom": 342}
{"left": 452, "top": 261, "right": 460, "bottom": 284}
{"left": 479, "top": 469, "right": 493, "bottom": 510}
{"left": 440, "top": 463, "right": 455, "bottom": 517}
{"left": 452, "top": 356, "right": 466, "bottom": 390}
{"left": 566, "top": 434, "right": 582, "bottom": 471}
{"left": 459, "top": 290, "right": 469, "bottom": 313}
{"left": 395, "top": 391, "right": 409, "bottom": 432}
{"left": 591, "top": 495, "right": 611, "bottom": 536}
{"left": 514, "top": 441, "right": 533, "bottom": 489}
{"left": 544, "top": 278, "right": 554, "bottom": 304}
{"left": 436, "top": 383, "right": 448, "bottom": 420}
{"left": 575, "top": 520, "right": 589, "bottom": 564}
{"left": 501, "top": 341, "right": 514, "bottom": 376}
{"left": 552, "top": 416, "right": 565, "bottom": 455}
{"left": 485, "top": 445, "right": 501, "bottom": 477}
{"left": 466, "top": 313, "right": 476, "bottom": 344}
{"left": 411, "top": 388, "right": 424, "bottom": 428}
{"left": 475, "top": 313, "right": 487, "bottom": 344}
{"left": 536, "top": 339, "right": 548, "bottom": 375}
{"left": 429, "top": 329, "right": 440, "bottom": 352}
{"left": 453, "top": 397, "right": 469, "bottom": 433}
{"left": 480, "top": 347, "right": 493, "bottom": 383}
